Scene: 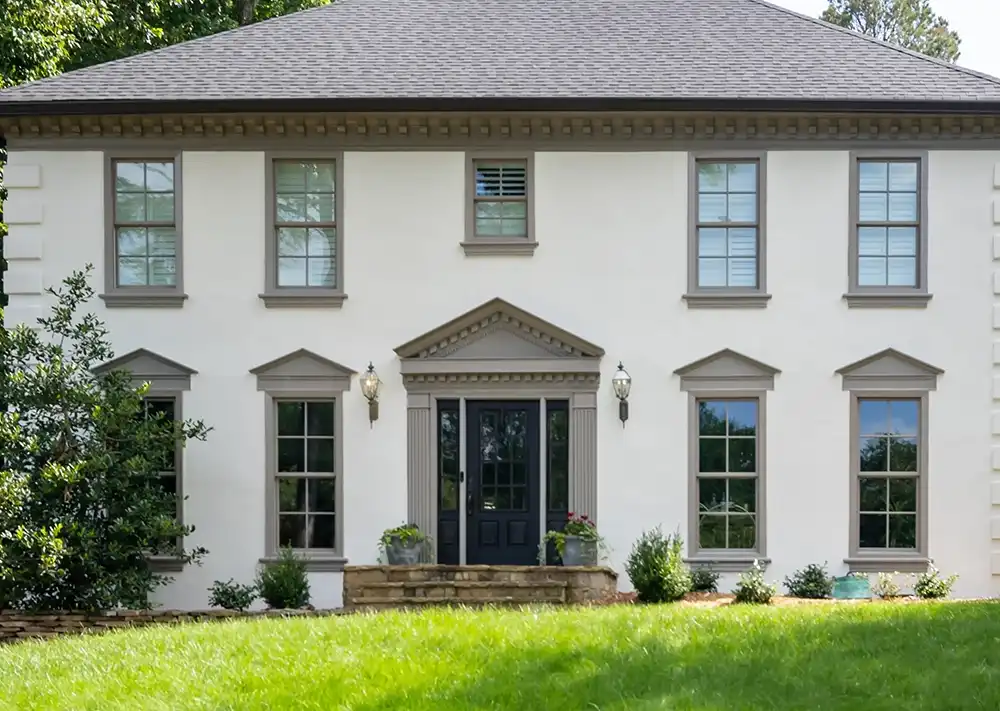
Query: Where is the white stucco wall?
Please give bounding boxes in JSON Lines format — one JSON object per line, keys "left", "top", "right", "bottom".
{"left": 4, "top": 145, "right": 996, "bottom": 606}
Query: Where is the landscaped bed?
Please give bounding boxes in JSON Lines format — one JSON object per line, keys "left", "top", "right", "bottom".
{"left": 2, "top": 602, "right": 999, "bottom": 710}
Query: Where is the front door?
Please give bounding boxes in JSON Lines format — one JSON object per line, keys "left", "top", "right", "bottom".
{"left": 466, "top": 400, "right": 540, "bottom": 565}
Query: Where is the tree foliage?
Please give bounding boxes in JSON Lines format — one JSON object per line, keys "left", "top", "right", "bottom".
{"left": 1, "top": 0, "right": 331, "bottom": 89}
{"left": 0, "top": 267, "right": 209, "bottom": 611}
{"left": 821, "top": 0, "right": 961, "bottom": 63}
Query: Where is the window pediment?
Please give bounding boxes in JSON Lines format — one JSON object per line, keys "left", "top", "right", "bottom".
{"left": 93, "top": 348, "right": 196, "bottom": 391}
{"left": 674, "top": 349, "right": 779, "bottom": 392}
{"left": 836, "top": 348, "right": 942, "bottom": 391}
{"left": 250, "top": 349, "right": 356, "bottom": 391}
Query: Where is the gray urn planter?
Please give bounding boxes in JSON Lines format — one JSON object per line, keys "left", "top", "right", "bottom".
{"left": 562, "top": 535, "right": 598, "bottom": 566}
{"left": 385, "top": 537, "right": 424, "bottom": 565}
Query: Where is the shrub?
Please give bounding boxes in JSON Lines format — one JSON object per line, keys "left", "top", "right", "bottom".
{"left": 660, "top": 532, "right": 692, "bottom": 602}
{"left": 208, "top": 579, "right": 258, "bottom": 612}
{"left": 690, "top": 567, "right": 719, "bottom": 593}
{"left": 0, "top": 267, "right": 210, "bottom": 612}
{"left": 255, "top": 546, "right": 310, "bottom": 609}
{"left": 624, "top": 527, "right": 690, "bottom": 603}
{"left": 872, "top": 572, "right": 903, "bottom": 599}
{"left": 733, "top": 560, "right": 777, "bottom": 604}
{"left": 783, "top": 563, "right": 834, "bottom": 599}
{"left": 914, "top": 566, "right": 958, "bottom": 600}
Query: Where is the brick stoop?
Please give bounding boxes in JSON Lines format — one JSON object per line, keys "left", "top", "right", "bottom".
{"left": 343, "top": 564, "right": 617, "bottom": 612}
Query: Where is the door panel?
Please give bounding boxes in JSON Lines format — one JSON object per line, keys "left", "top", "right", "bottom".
{"left": 466, "top": 400, "right": 540, "bottom": 565}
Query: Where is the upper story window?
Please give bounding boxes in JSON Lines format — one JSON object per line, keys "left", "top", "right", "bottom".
{"left": 102, "top": 155, "right": 186, "bottom": 308}
{"left": 847, "top": 153, "right": 930, "bottom": 308}
{"left": 685, "top": 154, "right": 769, "bottom": 309}
{"left": 261, "top": 155, "right": 346, "bottom": 308}
{"left": 462, "top": 153, "right": 536, "bottom": 256}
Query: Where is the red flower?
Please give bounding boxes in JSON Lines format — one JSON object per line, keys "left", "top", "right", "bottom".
{"left": 568, "top": 512, "right": 575, "bottom": 517}
{"left": 581, "top": 515, "right": 589, "bottom": 520}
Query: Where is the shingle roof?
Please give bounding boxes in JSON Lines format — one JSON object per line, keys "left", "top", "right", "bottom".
{"left": 3, "top": 0, "right": 1000, "bottom": 109}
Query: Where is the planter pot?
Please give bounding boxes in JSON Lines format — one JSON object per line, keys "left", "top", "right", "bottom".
{"left": 561, "top": 535, "right": 598, "bottom": 566}
{"left": 832, "top": 575, "right": 872, "bottom": 600}
{"left": 385, "top": 536, "right": 424, "bottom": 565}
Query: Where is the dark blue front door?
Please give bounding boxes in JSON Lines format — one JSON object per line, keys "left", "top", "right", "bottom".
{"left": 466, "top": 400, "right": 540, "bottom": 565}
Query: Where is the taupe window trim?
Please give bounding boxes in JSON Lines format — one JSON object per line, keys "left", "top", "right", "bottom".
{"left": 251, "top": 350, "right": 355, "bottom": 572}
{"left": 260, "top": 151, "right": 347, "bottom": 308}
{"left": 91, "top": 348, "right": 197, "bottom": 572}
{"left": 462, "top": 151, "right": 537, "bottom": 256}
{"left": 845, "top": 150, "right": 931, "bottom": 309}
{"left": 844, "top": 391, "right": 930, "bottom": 573}
{"left": 145, "top": 392, "right": 187, "bottom": 573}
{"left": 101, "top": 151, "right": 186, "bottom": 308}
{"left": 686, "top": 391, "right": 768, "bottom": 566}
{"left": 685, "top": 151, "right": 770, "bottom": 309}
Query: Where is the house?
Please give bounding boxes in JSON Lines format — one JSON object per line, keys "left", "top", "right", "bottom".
{"left": 2, "top": 0, "right": 999, "bottom": 608}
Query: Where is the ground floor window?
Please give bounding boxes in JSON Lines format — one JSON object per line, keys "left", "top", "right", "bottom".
{"left": 694, "top": 398, "right": 761, "bottom": 552}
{"left": 275, "top": 399, "right": 337, "bottom": 551}
{"left": 854, "top": 398, "right": 921, "bottom": 550}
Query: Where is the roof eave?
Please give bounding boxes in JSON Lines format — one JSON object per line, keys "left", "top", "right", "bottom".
{"left": 3, "top": 96, "right": 1000, "bottom": 118}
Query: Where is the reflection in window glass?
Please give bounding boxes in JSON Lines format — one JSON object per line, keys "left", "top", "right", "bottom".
{"left": 856, "top": 398, "right": 920, "bottom": 550}
{"left": 696, "top": 399, "right": 759, "bottom": 550}
{"left": 275, "top": 399, "right": 336, "bottom": 550}
{"left": 696, "top": 161, "right": 760, "bottom": 289}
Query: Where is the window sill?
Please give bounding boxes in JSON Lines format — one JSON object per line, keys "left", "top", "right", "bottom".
{"left": 100, "top": 292, "right": 188, "bottom": 308}
{"left": 146, "top": 555, "right": 186, "bottom": 573}
{"left": 843, "top": 292, "right": 932, "bottom": 309}
{"left": 844, "top": 556, "right": 931, "bottom": 573}
{"left": 460, "top": 240, "right": 538, "bottom": 256}
{"left": 684, "top": 556, "right": 771, "bottom": 573}
{"left": 259, "top": 555, "right": 348, "bottom": 573}
{"left": 259, "top": 291, "right": 348, "bottom": 309}
{"left": 682, "top": 293, "right": 771, "bottom": 309}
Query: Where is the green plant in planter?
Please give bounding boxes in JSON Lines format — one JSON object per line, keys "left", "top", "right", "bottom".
{"left": 379, "top": 523, "right": 429, "bottom": 565}
{"left": 539, "top": 512, "right": 606, "bottom": 565}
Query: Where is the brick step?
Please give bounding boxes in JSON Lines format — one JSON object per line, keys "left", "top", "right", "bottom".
{"left": 347, "top": 596, "right": 561, "bottom": 611}
{"left": 351, "top": 565, "right": 604, "bottom": 584}
{"left": 352, "top": 580, "right": 567, "bottom": 602}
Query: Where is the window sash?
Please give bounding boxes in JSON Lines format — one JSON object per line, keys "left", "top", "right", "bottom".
{"left": 694, "top": 397, "right": 761, "bottom": 553}
{"left": 471, "top": 159, "right": 529, "bottom": 238}
{"left": 273, "top": 399, "right": 337, "bottom": 551}
{"left": 852, "top": 397, "right": 922, "bottom": 552}
{"left": 694, "top": 159, "right": 761, "bottom": 290}
{"left": 852, "top": 157, "right": 922, "bottom": 290}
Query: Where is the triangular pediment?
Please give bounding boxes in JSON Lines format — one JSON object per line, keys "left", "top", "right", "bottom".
{"left": 674, "top": 349, "right": 780, "bottom": 379}
{"left": 836, "top": 348, "right": 943, "bottom": 379}
{"left": 93, "top": 348, "right": 197, "bottom": 378}
{"left": 249, "top": 349, "right": 357, "bottom": 379}
{"left": 394, "top": 298, "right": 604, "bottom": 360}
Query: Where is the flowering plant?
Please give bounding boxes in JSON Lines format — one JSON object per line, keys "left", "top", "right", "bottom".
{"left": 538, "top": 512, "right": 606, "bottom": 562}
{"left": 562, "top": 512, "right": 601, "bottom": 541}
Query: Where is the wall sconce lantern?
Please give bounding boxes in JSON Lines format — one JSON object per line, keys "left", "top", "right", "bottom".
{"left": 612, "top": 362, "right": 632, "bottom": 426}
{"left": 361, "top": 362, "right": 382, "bottom": 426}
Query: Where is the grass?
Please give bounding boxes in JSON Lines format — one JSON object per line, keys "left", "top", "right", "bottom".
{"left": 2, "top": 602, "right": 1000, "bottom": 710}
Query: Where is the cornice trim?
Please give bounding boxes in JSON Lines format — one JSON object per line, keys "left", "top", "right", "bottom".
{"left": 4, "top": 111, "right": 1000, "bottom": 146}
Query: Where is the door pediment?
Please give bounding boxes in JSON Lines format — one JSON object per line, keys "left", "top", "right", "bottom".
{"left": 394, "top": 298, "right": 604, "bottom": 361}
{"left": 394, "top": 298, "right": 604, "bottom": 382}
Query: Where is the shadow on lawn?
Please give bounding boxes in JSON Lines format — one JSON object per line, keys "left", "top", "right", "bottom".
{"left": 351, "top": 603, "right": 1000, "bottom": 711}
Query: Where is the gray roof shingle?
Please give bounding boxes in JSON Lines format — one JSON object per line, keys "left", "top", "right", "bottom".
{"left": 3, "top": 0, "right": 1000, "bottom": 108}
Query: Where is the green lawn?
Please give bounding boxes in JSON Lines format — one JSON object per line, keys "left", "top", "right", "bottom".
{"left": 2, "top": 602, "right": 999, "bottom": 710}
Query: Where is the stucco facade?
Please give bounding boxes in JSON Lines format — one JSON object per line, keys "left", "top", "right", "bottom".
{"left": 2, "top": 138, "right": 996, "bottom": 606}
